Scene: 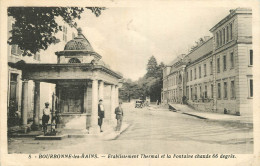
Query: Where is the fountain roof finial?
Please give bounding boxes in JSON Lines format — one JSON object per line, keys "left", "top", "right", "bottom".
{"left": 77, "top": 27, "right": 82, "bottom": 36}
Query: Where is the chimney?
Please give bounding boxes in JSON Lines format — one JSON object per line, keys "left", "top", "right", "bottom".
{"left": 204, "top": 36, "right": 210, "bottom": 41}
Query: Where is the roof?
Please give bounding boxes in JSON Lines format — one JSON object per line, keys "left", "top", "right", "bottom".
{"left": 64, "top": 28, "right": 94, "bottom": 52}
{"left": 8, "top": 60, "right": 123, "bottom": 79}
{"left": 184, "top": 37, "right": 213, "bottom": 65}
{"left": 55, "top": 28, "right": 102, "bottom": 60}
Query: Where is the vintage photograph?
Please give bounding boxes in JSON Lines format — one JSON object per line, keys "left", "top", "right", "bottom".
{"left": 4, "top": 5, "right": 254, "bottom": 156}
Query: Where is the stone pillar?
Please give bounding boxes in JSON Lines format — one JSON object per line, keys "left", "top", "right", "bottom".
{"left": 21, "top": 80, "right": 29, "bottom": 125}
{"left": 115, "top": 85, "right": 119, "bottom": 106}
{"left": 110, "top": 85, "right": 116, "bottom": 125}
{"left": 98, "top": 80, "right": 104, "bottom": 100}
{"left": 32, "top": 81, "right": 40, "bottom": 130}
{"left": 90, "top": 79, "right": 99, "bottom": 133}
{"left": 84, "top": 84, "right": 88, "bottom": 113}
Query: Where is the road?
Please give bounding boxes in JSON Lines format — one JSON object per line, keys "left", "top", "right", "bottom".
{"left": 8, "top": 102, "right": 253, "bottom": 154}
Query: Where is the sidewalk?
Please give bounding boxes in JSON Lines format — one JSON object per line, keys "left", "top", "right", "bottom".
{"left": 8, "top": 122, "right": 130, "bottom": 140}
{"left": 168, "top": 103, "right": 253, "bottom": 127}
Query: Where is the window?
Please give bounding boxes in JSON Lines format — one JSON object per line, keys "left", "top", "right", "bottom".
{"left": 211, "top": 84, "right": 214, "bottom": 98}
{"left": 223, "top": 55, "right": 227, "bottom": 71}
{"left": 11, "top": 45, "right": 23, "bottom": 56}
{"left": 223, "top": 28, "right": 225, "bottom": 44}
{"left": 230, "top": 23, "right": 233, "bottom": 40}
{"left": 205, "top": 85, "right": 208, "bottom": 99}
{"left": 249, "top": 50, "right": 253, "bottom": 66}
{"left": 186, "top": 87, "right": 189, "bottom": 100}
{"left": 204, "top": 64, "right": 207, "bottom": 77}
{"left": 178, "top": 75, "right": 182, "bottom": 84}
{"left": 199, "top": 66, "right": 201, "bottom": 78}
{"left": 195, "top": 86, "right": 197, "bottom": 100}
{"left": 217, "top": 58, "right": 220, "bottom": 73}
{"left": 216, "top": 32, "right": 219, "bottom": 47}
{"left": 210, "top": 61, "right": 213, "bottom": 75}
{"left": 190, "top": 87, "right": 193, "bottom": 100}
{"left": 199, "top": 85, "right": 202, "bottom": 99}
{"left": 194, "top": 68, "right": 197, "bottom": 80}
{"left": 224, "top": 82, "right": 228, "bottom": 99}
{"left": 63, "top": 26, "right": 67, "bottom": 42}
{"left": 230, "top": 80, "right": 235, "bottom": 99}
{"left": 68, "top": 58, "right": 81, "bottom": 63}
{"left": 230, "top": 52, "right": 234, "bottom": 68}
{"left": 217, "top": 82, "right": 221, "bottom": 99}
{"left": 226, "top": 26, "right": 229, "bottom": 42}
{"left": 33, "top": 52, "right": 40, "bottom": 61}
{"left": 190, "top": 70, "right": 192, "bottom": 81}
{"left": 186, "top": 72, "right": 189, "bottom": 82}
{"left": 219, "top": 30, "right": 222, "bottom": 46}
{"left": 249, "top": 79, "right": 253, "bottom": 97}
{"left": 10, "top": 73, "right": 18, "bottom": 101}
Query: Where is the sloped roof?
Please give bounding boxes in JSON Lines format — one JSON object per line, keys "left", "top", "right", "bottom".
{"left": 184, "top": 37, "right": 213, "bottom": 64}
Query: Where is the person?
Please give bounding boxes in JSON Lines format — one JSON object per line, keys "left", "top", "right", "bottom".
{"left": 115, "top": 102, "right": 124, "bottom": 132}
{"left": 98, "top": 99, "right": 105, "bottom": 132}
{"left": 42, "top": 102, "right": 51, "bottom": 135}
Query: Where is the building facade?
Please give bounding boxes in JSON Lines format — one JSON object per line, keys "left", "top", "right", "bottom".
{"left": 162, "top": 8, "right": 253, "bottom": 116}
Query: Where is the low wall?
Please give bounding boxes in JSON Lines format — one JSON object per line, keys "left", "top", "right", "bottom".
{"left": 187, "top": 100, "right": 214, "bottom": 112}
{"left": 57, "top": 113, "right": 89, "bottom": 129}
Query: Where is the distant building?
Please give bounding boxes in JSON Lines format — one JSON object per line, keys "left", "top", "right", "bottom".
{"left": 162, "top": 8, "right": 252, "bottom": 116}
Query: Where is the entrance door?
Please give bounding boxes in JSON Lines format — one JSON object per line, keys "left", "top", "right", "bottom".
{"left": 61, "top": 87, "right": 83, "bottom": 113}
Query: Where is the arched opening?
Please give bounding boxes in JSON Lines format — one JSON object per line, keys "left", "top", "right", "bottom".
{"left": 68, "top": 58, "right": 81, "bottom": 63}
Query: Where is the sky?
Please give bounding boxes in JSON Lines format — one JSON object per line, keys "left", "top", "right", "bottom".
{"left": 77, "top": 5, "right": 234, "bottom": 81}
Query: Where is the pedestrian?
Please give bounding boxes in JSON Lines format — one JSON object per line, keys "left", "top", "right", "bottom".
{"left": 98, "top": 99, "right": 105, "bottom": 132}
{"left": 42, "top": 102, "right": 51, "bottom": 135}
{"left": 115, "top": 102, "right": 124, "bottom": 132}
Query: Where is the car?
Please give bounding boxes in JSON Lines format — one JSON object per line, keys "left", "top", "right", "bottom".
{"left": 135, "top": 100, "right": 144, "bottom": 108}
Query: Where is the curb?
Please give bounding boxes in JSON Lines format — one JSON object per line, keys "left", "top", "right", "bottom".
{"left": 181, "top": 112, "right": 207, "bottom": 119}
{"left": 102, "top": 123, "right": 131, "bottom": 140}
{"left": 175, "top": 110, "right": 253, "bottom": 128}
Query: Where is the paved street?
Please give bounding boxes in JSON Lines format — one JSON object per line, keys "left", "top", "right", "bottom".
{"left": 8, "top": 102, "right": 253, "bottom": 154}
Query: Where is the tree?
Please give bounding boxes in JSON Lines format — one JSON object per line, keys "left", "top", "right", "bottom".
{"left": 118, "top": 56, "right": 165, "bottom": 102}
{"left": 8, "top": 7, "right": 105, "bottom": 56}
{"left": 146, "top": 56, "right": 158, "bottom": 78}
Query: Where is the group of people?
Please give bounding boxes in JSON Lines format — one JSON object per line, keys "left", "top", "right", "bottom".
{"left": 41, "top": 100, "right": 124, "bottom": 134}
{"left": 98, "top": 99, "right": 124, "bottom": 133}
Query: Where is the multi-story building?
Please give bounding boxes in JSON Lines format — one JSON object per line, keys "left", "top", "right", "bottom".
{"left": 162, "top": 8, "right": 252, "bottom": 117}
{"left": 7, "top": 16, "right": 77, "bottom": 126}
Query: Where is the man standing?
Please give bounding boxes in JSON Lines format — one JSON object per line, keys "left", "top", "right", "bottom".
{"left": 98, "top": 99, "right": 105, "bottom": 132}
{"left": 42, "top": 102, "right": 51, "bottom": 135}
{"left": 115, "top": 102, "right": 124, "bottom": 132}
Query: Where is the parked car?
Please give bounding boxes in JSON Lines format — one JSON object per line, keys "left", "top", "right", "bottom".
{"left": 135, "top": 100, "right": 144, "bottom": 108}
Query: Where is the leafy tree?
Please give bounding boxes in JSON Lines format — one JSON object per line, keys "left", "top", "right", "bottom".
{"left": 8, "top": 7, "right": 105, "bottom": 56}
{"left": 119, "top": 79, "right": 139, "bottom": 102}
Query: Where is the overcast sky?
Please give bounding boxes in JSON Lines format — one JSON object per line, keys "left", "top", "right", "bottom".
{"left": 78, "top": 6, "right": 235, "bottom": 81}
